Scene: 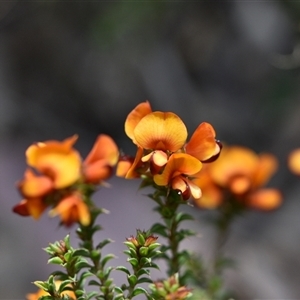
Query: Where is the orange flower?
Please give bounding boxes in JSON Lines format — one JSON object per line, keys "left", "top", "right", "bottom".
{"left": 26, "top": 135, "right": 81, "bottom": 189}
{"left": 49, "top": 192, "right": 90, "bottom": 226}
{"left": 83, "top": 134, "right": 119, "bottom": 184}
{"left": 288, "top": 148, "right": 300, "bottom": 175}
{"left": 193, "top": 146, "right": 282, "bottom": 210}
{"left": 120, "top": 101, "right": 221, "bottom": 184}
{"left": 154, "top": 153, "right": 202, "bottom": 200}
{"left": 26, "top": 280, "right": 76, "bottom": 300}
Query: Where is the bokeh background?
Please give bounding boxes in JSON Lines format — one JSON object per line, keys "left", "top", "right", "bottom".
{"left": 1, "top": 1, "right": 300, "bottom": 299}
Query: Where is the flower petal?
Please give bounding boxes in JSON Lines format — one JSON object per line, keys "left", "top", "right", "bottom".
{"left": 209, "top": 146, "right": 258, "bottom": 187}
{"left": 246, "top": 189, "right": 282, "bottom": 210}
{"left": 229, "top": 176, "right": 251, "bottom": 194}
{"left": 84, "top": 134, "right": 119, "bottom": 167}
{"left": 18, "top": 169, "right": 53, "bottom": 198}
{"left": 288, "top": 148, "right": 300, "bottom": 175}
{"left": 13, "top": 198, "right": 47, "bottom": 220}
{"left": 134, "top": 112, "right": 187, "bottom": 151}
{"left": 125, "top": 101, "right": 152, "bottom": 143}
{"left": 26, "top": 135, "right": 82, "bottom": 189}
{"left": 193, "top": 167, "right": 222, "bottom": 208}
{"left": 124, "top": 147, "right": 146, "bottom": 179}
{"left": 253, "top": 153, "right": 278, "bottom": 188}
{"left": 185, "top": 122, "right": 220, "bottom": 161}
{"left": 50, "top": 193, "right": 90, "bottom": 226}
{"left": 154, "top": 153, "right": 202, "bottom": 186}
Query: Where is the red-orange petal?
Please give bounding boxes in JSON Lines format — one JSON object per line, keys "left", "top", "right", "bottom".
{"left": 18, "top": 169, "right": 53, "bottom": 198}
{"left": 50, "top": 193, "right": 90, "bottom": 226}
{"left": 84, "top": 134, "right": 119, "bottom": 167}
{"left": 229, "top": 176, "right": 251, "bottom": 194}
{"left": 13, "top": 198, "right": 47, "bottom": 220}
{"left": 134, "top": 112, "right": 187, "bottom": 151}
{"left": 185, "top": 122, "right": 220, "bottom": 161}
{"left": 125, "top": 147, "right": 145, "bottom": 179}
{"left": 125, "top": 101, "right": 152, "bottom": 143}
{"left": 84, "top": 159, "right": 112, "bottom": 184}
{"left": 253, "top": 153, "right": 278, "bottom": 188}
{"left": 12, "top": 199, "right": 30, "bottom": 216}
{"left": 116, "top": 159, "right": 133, "bottom": 177}
{"left": 154, "top": 153, "right": 202, "bottom": 186}
{"left": 246, "top": 189, "right": 282, "bottom": 211}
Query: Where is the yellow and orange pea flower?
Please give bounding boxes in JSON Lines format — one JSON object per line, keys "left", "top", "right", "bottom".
{"left": 116, "top": 101, "right": 221, "bottom": 200}
{"left": 13, "top": 134, "right": 119, "bottom": 226}
{"left": 193, "top": 146, "right": 282, "bottom": 211}
{"left": 26, "top": 280, "right": 76, "bottom": 300}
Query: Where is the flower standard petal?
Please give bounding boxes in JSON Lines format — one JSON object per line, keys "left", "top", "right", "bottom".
{"left": 134, "top": 112, "right": 188, "bottom": 151}
{"left": 125, "top": 101, "right": 152, "bottom": 143}
{"left": 26, "top": 135, "right": 82, "bottom": 189}
{"left": 185, "top": 122, "right": 221, "bottom": 161}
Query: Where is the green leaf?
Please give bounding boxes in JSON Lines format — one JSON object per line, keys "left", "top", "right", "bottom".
{"left": 127, "top": 274, "right": 137, "bottom": 287}
{"left": 132, "top": 287, "right": 149, "bottom": 297}
{"left": 101, "top": 253, "right": 115, "bottom": 267}
{"left": 137, "top": 277, "right": 152, "bottom": 284}
{"left": 96, "top": 238, "right": 114, "bottom": 249}
{"left": 33, "top": 280, "right": 48, "bottom": 290}
{"left": 136, "top": 269, "right": 150, "bottom": 277}
{"left": 127, "top": 258, "right": 138, "bottom": 267}
{"left": 88, "top": 279, "right": 101, "bottom": 286}
{"left": 75, "top": 260, "right": 92, "bottom": 271}
{"left": 48, "top": 257, "right": 64, "bottom": 265}
{"left": 114, "top": 294, "right": 125, "bottom": 300}
{"left": 115, "top": 266, "right": 131, "bottom": 276}
{"left": 139, "top": 246, "right": 149, "bottom": 256}
{"left": 39, "top": 297, "right": 53, "bottom": 300}
{"left": 58, "top": 279, "right": 73, "bottom": 293}
{"left": 63, "top": 234, "right": 71, "bottom": 250}
{"left": 175, "top": 212, "right": 194, "bottom": 224}
{"left": 103, "top": 266, "right": 114, "bottom": 279}
{"left": 114, "top": 287, "right": 124, "bottom": 294}
{"left": 72, "top": 248, "right": 91, "bottom": 258}
{"left": 150, "top": 223, "right": 168, "bottom": 237}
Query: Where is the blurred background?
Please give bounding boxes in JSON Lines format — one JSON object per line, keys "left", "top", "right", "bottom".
{"left": 1, "top": 1, "right": 300, "bottom": 299}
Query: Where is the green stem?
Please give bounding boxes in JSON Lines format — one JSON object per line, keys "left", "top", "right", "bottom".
{"left": 76, "top": 198, "right": 114, "bottom": 300}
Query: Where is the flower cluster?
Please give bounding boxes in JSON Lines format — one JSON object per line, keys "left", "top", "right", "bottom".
{"left": 26, "top": 279, "right": 76, "bottom": 300}
{"left": 193, "top": 145, "right": 282, "bottom": 211}
{"left": 148, "top": 274, "right": 192, "bottom": 300}
{"left": 13, "top": 134, "right": 119, "bottom": 226}
{"left": 117, "top": 101, "right": 221, "bottom": 200}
